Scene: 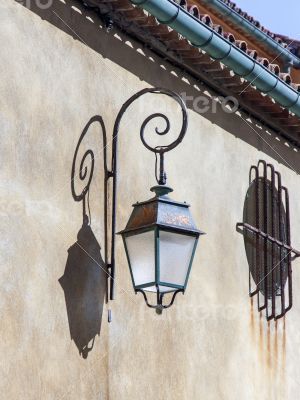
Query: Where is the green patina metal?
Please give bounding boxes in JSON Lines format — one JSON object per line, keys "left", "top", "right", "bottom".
{"left": 131, "top": 0, "right": 300, "bottom": 118}
{"left": 201, "top": 0, "right": 300, "bottom": 69}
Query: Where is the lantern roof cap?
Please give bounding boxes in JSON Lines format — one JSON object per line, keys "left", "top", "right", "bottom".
{"left": 118, "top": 185, "right": 205, "bottom": 236}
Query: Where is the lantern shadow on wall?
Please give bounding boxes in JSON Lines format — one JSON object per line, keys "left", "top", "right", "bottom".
{"left": 59, "top": 116, "right": 108, "bottom": 359}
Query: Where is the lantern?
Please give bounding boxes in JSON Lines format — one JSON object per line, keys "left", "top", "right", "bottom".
{"left": 119, "top": 185, "right": 204, "bottom": 312}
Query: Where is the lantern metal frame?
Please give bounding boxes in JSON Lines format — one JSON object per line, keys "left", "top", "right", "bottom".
{"left": 71, "top": 87, "right": 203, "bottom": 314}
{"left": 118, "top": 184, "right": 203, "bottom": 312}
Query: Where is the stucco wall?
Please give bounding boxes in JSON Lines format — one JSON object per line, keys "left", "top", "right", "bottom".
{"left": 2, "top": 1, "right": 300, "bottom": 399}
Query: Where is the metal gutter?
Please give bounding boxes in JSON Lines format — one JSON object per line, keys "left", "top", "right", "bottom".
{"left": 201, "top": 0, "right": 300, "bottom": 69}
{"left": 126, "top": 22, "right": 300, "bottom": 149}
{"left": 131, "top": 0, "right": 300, "bottom": 118}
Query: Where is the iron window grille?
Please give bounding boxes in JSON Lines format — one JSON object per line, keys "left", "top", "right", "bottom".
{"left": 237, "top": 160, "right": 300, "bottom": 321}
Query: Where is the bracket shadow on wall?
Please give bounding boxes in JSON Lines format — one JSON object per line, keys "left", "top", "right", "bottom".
{"left": 62, "top": 88, "right": 204, "bottom": 324}
{"left": 237, "top": 160, "right": 300, "bottom": 321}
{"left": 59, "top": 116, "right": 108, "bottom": 358}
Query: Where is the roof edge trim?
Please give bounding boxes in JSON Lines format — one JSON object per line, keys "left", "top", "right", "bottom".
{"left": 130, "top": 0, "right": 300, "bottom": 118}
{"left": 201, "top": 0, "right": 300, "bottom": 68}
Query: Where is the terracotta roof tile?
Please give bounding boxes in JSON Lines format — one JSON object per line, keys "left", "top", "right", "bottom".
{"left": 109, "top": 0, "right": 300, "bottom": 97}
{"left": 169, "top": 0, "right": 300, "bottom": 92}
{"left": 219, "top": 0, "right": 288, "bottom": 46}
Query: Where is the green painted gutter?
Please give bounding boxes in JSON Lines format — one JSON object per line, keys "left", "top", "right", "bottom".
{"left": 201, "top": 0, "right": 300, "bottom": 69}
{"left": 131, "top": 0, "right": 300, "bottom": 118}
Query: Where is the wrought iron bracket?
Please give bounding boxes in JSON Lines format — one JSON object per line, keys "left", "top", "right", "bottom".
{"left": 72, "top": 88, "right": 188, "bottom": 302}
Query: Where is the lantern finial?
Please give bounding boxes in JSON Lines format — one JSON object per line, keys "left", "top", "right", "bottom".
{"left": 150, "top": 185, "right": 173, "bottom": 197}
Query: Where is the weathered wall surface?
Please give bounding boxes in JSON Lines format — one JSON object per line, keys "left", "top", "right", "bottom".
{"left": 2, "top": 1, "right": 300, "bottom": 399}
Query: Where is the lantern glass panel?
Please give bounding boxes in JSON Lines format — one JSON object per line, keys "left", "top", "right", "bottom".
{"left": 124, "top": 230, "right": 155, "bottom": 287}
{"left": 159, "top": 230, "right": 197, "bottom": 287}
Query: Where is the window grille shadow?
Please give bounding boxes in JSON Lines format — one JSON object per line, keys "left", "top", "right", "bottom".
{"left": 59, "top": 116, "right": 108, "bottom": 358}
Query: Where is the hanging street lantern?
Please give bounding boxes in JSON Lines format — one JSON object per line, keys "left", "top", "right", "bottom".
{"left": 109, "top": 87, "right": 205, "bottom": 313}
{"left": 70, "top": 88, "right": 205, "bottom": 317}
{"left": 119, "top": 184, "right": 203, "bottom": 313}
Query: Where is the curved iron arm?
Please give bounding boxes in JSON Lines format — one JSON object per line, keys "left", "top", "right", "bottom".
{"left": 108, "top": 87, "right": 188, "bottom": 300}
{"left": 136, "top": 289, "right": 184, "bottom": 314}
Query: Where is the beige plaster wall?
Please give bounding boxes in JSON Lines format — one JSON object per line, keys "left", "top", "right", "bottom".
{"left": 2, "top": 1, "right": 300, "bottom": 399}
